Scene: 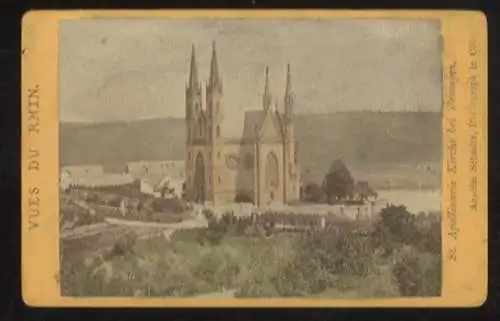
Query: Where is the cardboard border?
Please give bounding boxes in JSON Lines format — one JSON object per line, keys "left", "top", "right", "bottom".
{"left": 21, "top": 10, "right": 488, "bottom": 307}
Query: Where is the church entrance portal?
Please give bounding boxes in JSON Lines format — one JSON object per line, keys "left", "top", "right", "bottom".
{"left": 194, "top": 153, "right": 206, "bottom": 203}
{"left": 264, "top": 152, "right": 279, "bottom": 205}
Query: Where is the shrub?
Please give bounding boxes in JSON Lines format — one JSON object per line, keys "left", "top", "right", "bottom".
{"left": 297, "top": 228, "right": 377, "bottom": 276}
{"left": 202, "top": 209, "right": 215, "bottom": 221}
{"left": 149, "top": 270, "right": 213, "bottom": 297}
{"left": 266, "top": 227, "right": 379, "bottom": 297}
{"left": 414, "top": 214, "right": 441, "bottom": 254}
{"left": 392, "top": 246, "right": 441, "bottom": 296}
{"left": 272, "top": 260, "right": 332, "bottom": 296}
{"left": 75, "top": 210, "right": 105, "bottom": 227}
{"left": 302, "top": 183, "right": 324, "bottom": 203}
{"left": 235, "top": 277, "right": 280, "bottom": 298}
{"left": 332, "top": 231, "right": 378, "bottom": 276}
{"left": 372, "top": 205, "right": 420, "bottom": 249}
{"left": 372, "top": 205, "right": 442, "bottom": 257}
{"left": 235, "top": 194, "right": 254, "bottom": 204}
{"left": 193, "top": 251, "right": 241, "bottom": 289}
{"left": 151, "top": 197, "right": 188, "bottom": 213}
{"left": 111, "top": 231, "right": 138, "bottom": 256}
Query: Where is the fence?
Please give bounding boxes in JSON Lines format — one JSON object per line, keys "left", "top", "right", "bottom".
{"left": 206, "top": 209, "right": 371, "bottom": 234}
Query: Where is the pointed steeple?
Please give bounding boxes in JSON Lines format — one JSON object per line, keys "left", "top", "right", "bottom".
{"left": 284, "top": 63, "right": 294, "bottom": 119}
{"left": 209, "top": 41, "right": 222, "bottom": 90}
{"left": 188, "top": 44, "right": 199, "bottom": 89}
{"left": 285, "top": 63, "right": 292, "bottom": 96}
{"left": 265, "top": 66, "right": 270, "bottom": 95}
{"left": 263, "top": 66, "right": 272, "bottom": 110}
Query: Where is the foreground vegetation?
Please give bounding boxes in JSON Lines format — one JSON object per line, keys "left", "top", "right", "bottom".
{"left": 61, "top": 205, "right": 441, "bottom": 298}
{"left": 60, "top": 187, "right": 192, "bottom": 230}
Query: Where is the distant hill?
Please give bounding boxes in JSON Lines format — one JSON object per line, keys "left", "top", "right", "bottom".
{"left": 60, "top": 111, "right": 442, "bottom": 189}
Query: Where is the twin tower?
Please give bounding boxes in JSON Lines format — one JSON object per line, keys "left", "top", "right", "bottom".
{"left": 184, "top": 41, "right": 300, "bottom": 206}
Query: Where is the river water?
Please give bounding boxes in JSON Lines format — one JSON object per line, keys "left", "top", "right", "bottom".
{"left": 376, "top": 189, "right": 441, "bottom": 214}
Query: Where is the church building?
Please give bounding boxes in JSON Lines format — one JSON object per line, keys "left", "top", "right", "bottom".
{"left": 184, "top": 42, "right": 300, "bottom": 206}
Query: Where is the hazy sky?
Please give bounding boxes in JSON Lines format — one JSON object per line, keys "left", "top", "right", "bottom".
{"left": 59, "top": 18, "right": 442, "bottom": 135}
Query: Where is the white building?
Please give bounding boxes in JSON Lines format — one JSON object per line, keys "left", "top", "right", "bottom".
{"left": 125, "top": 160, "right": 185, "bottom": 181}
{"left": 126, "top": 160, "right": 185, "bottom": 198}
{"left": 139, "top": 174, "right": 183, "bottom": 199}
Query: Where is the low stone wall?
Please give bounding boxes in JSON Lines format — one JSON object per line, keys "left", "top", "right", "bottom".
{"left": 204, "top": 201, "right": 388, "bottom": 221}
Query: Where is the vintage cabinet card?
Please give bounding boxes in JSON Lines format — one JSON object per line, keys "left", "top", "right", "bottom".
{"left": 22, "top": 10, "right": 487, "bottom": 307}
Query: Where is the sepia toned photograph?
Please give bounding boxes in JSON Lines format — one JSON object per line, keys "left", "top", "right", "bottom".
{"left": 56, "top": 18, "right": 445, "bottom": 299}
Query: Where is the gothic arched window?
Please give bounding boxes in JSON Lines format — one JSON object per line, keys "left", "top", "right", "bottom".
{"left": 216, "top": 126, "right": 220, "bottom": 137}
{"left": 265, "top": 152, "right": 279, "bottom": 189}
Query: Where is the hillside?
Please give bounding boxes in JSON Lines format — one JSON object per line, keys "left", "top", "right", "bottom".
{"left": 60, "top": 111, "right": 442, "bottom": 189}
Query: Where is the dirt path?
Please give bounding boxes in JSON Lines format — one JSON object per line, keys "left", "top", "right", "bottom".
{"left": 104, "top": 217, "right": 208, "bottom": 229}
{"left": 61, "top": 222, "right": 115, "bottom": 240}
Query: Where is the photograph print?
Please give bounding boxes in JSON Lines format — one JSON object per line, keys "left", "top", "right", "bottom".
{"left": 58, "top": 17, "right": 443, "bottom": 298}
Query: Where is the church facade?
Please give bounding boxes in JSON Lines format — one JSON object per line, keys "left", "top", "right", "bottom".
{"left": 184, "top": 42, "right": 300, "bottom": 206}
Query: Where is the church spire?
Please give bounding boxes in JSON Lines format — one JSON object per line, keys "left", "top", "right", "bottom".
{"left": 284, "top": 63, "right": 294, "bottom": 119}
{"left": 265, "top": 66, "right": 270, "bottom": 95}
{"left": 263, "top": 66, "right": 272, "bottom": 110}
{"left": 188, "top": 44, "right": 199, "bottom": 89}
{"left": 285, "top": 63, "right": 292, "bottom": 96}
{"left": 209, "top": 41, "right": 222, "bottom": 90}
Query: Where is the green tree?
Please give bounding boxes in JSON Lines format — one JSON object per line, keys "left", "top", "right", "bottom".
{"left": 322, "top": 159, "right": 355, "bottom": 203}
